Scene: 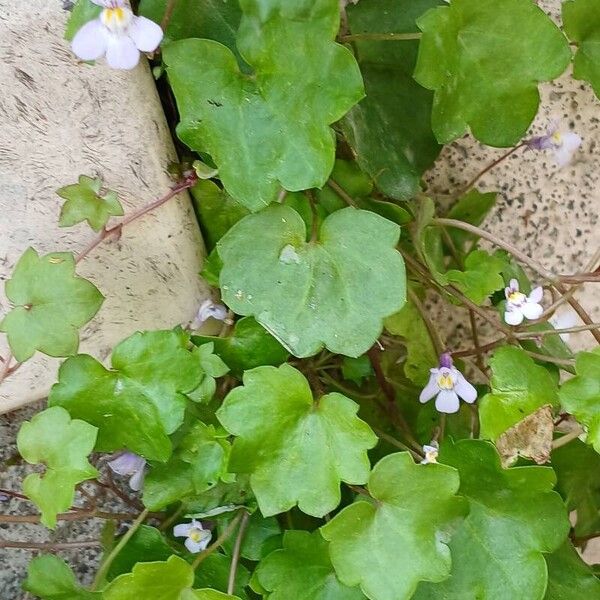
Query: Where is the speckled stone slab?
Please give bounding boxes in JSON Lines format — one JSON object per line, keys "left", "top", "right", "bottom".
{"left": 0, "top": 1, "right": 209, "bottom": 413}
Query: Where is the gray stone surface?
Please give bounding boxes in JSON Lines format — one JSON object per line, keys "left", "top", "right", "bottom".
{"left": 0, "top": 0, "right": 209, "bottom": 413}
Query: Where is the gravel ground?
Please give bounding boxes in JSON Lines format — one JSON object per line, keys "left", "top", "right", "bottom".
{"left": 0, "top": 401, "right": 135, "bottom": 600}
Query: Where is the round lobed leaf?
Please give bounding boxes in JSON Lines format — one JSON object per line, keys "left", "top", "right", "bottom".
{"left": 217, "top": 205, "right": 406, "bottom": 358}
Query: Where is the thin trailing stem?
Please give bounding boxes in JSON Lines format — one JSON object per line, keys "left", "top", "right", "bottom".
{"left": 523, "top": 350, "right": 576, "bottom": 368}
{"left": 367, "top": 345, "right": 423, "bottom": 455}
{"left": 407, "top": 287, "right": 444, "bottom": 356}
{"left": 347, "top": 484, "right": 371, "bottom": 497}
{"left": 340, "top": 32, "right": 422, "bottom": 43}
{"left": 160, "top": 0, "right": 179, "bottom": 30}
{"left": 76, "top": 178, "right": 195, "bottom": 264}
{"left": 458, "top": 143, "right": 526, "bottom": 195}
{"left": 227, "top": 511, "right": 250, "bottom": 595}
{"left": 0, "top": 508, "right": 158, "bottom": 524}
{"left": 432, "top": 218, "right": 600, "bottom": 343}
{"left": 192, "top": 511, "right": 244, "bottom": 570}
{"left": 92, "top": 509, "right": 149, "bottom": 591}
{"left": 306, "top": 190, "right": 320, "bottom": 243}
{"left": 327, "top": 178, "right": 358, "bottom": 207}
{"left": 552, "top": 426, "right": 584, "bottom": 449}
{"left": 372, "top": 426, "right": 421, "bottom": 460}
{"left": 0, "top": 539, "right": 102, "bottom": 551}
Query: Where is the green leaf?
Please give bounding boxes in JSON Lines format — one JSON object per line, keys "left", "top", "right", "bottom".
{"left": 138, "top": 0, "right": 241, "bottom": 51}
{"left": 519, "top": 322, "right": 575, "bottom": 375}
{"left": 64, "top": 0, "right": 102, "bottom": 41}
{"left": 191, "top": 180, "right": 249, "bottom": 252}
{"left": 201, "top": 249, "right": 223, "bottom": 288}
{"left": 445, "top": 250, "right": 508, "bottom": 305}
{"left": 559, "top": 349, "right": 600, "bottom": 453}
{"left": 194, "top": 592, "right": 241, "bottom": 600}
{"left": 544, "top": 541, "right": 600, "bottom": 599}
{"left": 321, "top": 452, "right": 466, "bottom": 600}
{"left": 103, "top": 555, "right": 204, "bottom": 599}
{"left": 221, "top": 511, "right": 281, "bottom": 561}
{"left": 193, "top": 554, "right": 250, "bottom": 598}
{"left": 341, "top": 0, "right": 442, "bottom": 199}
{"left": 552, "top": 438, "right": 600, "bottom": 537}
{"left": 479, "top": 346, "right": 559, "bottom": 441}
{"left": 49, "top": 329, "right": 203, "bottom": 461}
{"left": 193, "top": 317, "right": 289, "bottom": 379}
{"left": 17, "top": 407, "right": 98, "bottom": 528}
{"left": 163, "top": 0, "right": 364, "bottom": 210}
{"left": 414, "top": 0, "right": 571, "bottom": 146}
{"left": 0, "top": 248, "right": 104, "bottom": 362}
{"left": 384, "top": 290, "right": 437, "bottom": 386}
{"left": 217, "top": 205, "right": 406, "bottom": 358}
{"left": 446, "top": 190, "right": 497, "bottom": 250}
{"left": 341, "top": 355, "right": 373, "bottom": 386}
{"left": 57, "top": 175, "right": 123, "bottom": 232}
{"left": 316, "top": 159, "right": 373, "bottom": 214}
{"left": 217, "top": 364, "right": 377, "bottom": 517}
{"left": 23, "top": 555, "right": 100, "bottom": 599}
{"left": 144, "top": 421, "right": 231, "bottom": 510}
{"left": 186, "top": 343, "right": 230, "bottom": 404}
{"left": 414, "top": 439, "right": 570, "bottom": 600}
{"left": 256, "top": 530, "right": 367, "bottom": 599}
{"left": 107, "top": 525, "right": 174, "bottom": 580}
{"left": 563, "top": 0, "right": 600, "bottom": 99}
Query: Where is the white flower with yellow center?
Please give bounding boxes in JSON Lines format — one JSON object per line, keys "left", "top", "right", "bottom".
{"left": 504, "top": 279, "right": 544, "bottom": 326}
{"left": 419, "top": 353, "right": 477, "bottom": 414}
{"left": 72, "top": 0, "right": 163, "bottom": 70}
{"left": 420, "top": 441, "right": 439, "bottom": 465}
{"left": 525, "top": 123, "right": 582, "bottom": 167}
{"left": 173, "top": 520, "right": 212, "bottom": 554}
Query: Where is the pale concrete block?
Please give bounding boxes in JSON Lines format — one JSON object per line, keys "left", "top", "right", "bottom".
{"left": 0, "top": 1, "right": 209, "bottom": 412}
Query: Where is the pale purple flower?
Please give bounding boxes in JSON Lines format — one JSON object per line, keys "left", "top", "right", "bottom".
{"left": 504, "top": 279, "right": 544, "bottom": 326}
{"left": 72, "top": 0, "right": 163, "bottom": 70}
{"left": 420, "top": 353, "right": 477, "bottom": 414}
{"left": 526, "top": 123, "right": 582, "bottom": 167}
{"left": 191, "top": 299, "right": 229, "bottom": 329}
{"left": 107, "top": 451, "right": 146, "bottom": 491}
{"left": 420, "top": 441, "right": 439, "bottom": 465}
{"left": 173, "top": 520, "right": 212, "bottom": 553}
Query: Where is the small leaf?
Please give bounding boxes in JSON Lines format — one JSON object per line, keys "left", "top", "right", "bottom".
{"left": 321, "top": 452, "right": 466, "bottom": 600}
{"left": 256, "top": 530, "right": 367, "bottom": 600}
{"left": 103, "top": 555, "right": 200, "bottom": 599}
{"left": 341, "top": 355, "right": 373, "bottom": 386}
{"left": 57, "top": 175, "right": 123, "bottom": 232}
{"left": 65, "top": 0, "right": 102, "bottom": 41}
{"left": 194, "top": 592, "right": 241, "bottom": 600}
{"left": 544, "top": 541, "right": 600, "bottom": 599}
{"left": 558, "top": 349, "right": 600, "bottom": 453}
{"left": 49, "top": 330, "right": 203, "bottom": 461}
{"left": 17, "top": 407, "right": 98, "bottom": 528}
{"left": 445, "top": 250, "right": 507, "bottom": 305}
{"left": 563, "top": 0, "right": 600, "bottom": 99}
{"left": 201, "top": 249, "right": 223, "bottom": 288}
{"left": 479, "top": 346, "right": 559, "bottom": 441}
{"left": 143, "top": 421, "right": 231, "bottom": 511}
{"left": 221, "top": 511, "right": 281, "bottom": 561}
{"left": 552, "top": 438, "right": 600, "bottom": 537}
{"left": 163, "top": 1, "right": 364, "bottom": 209}
{"left": 384, "top": 288, "right": 437, "bottom": 386}
{"left": 446, "top": 190, "right": 497, "bottom": 250}
{"left": 0, "top": 248, "right": 104, "bottom": 362}
{"left": 107, "top": 525, "right": 174, "bottom": 581}
{"left": 414, "top": 0, "right": 571, "bottom": 146}
{"left": 496, "top": 404, "right": 554, "bottom": 467}
{"left": 413, "top": 439, "right": 570, "bottom": 600}
{"left": 217, "top": 364, "right": 377, "bottom": 517}
{"left": 217, "top": 205, "right": 406, "bottom": 358}
{"left": 193, "top": 317, "right": 289, "bottom": 379}
{"left": 138, "top": 0, "right": 242, "bottom": 57}
{"left": 341, "top": 0, "right": 442, "bottom": 199}
{"left": 24, "top": 555, "right": 101, "bottom": 599}
{"left": 191, "top": 180, "right": 249, "bottom": 252}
